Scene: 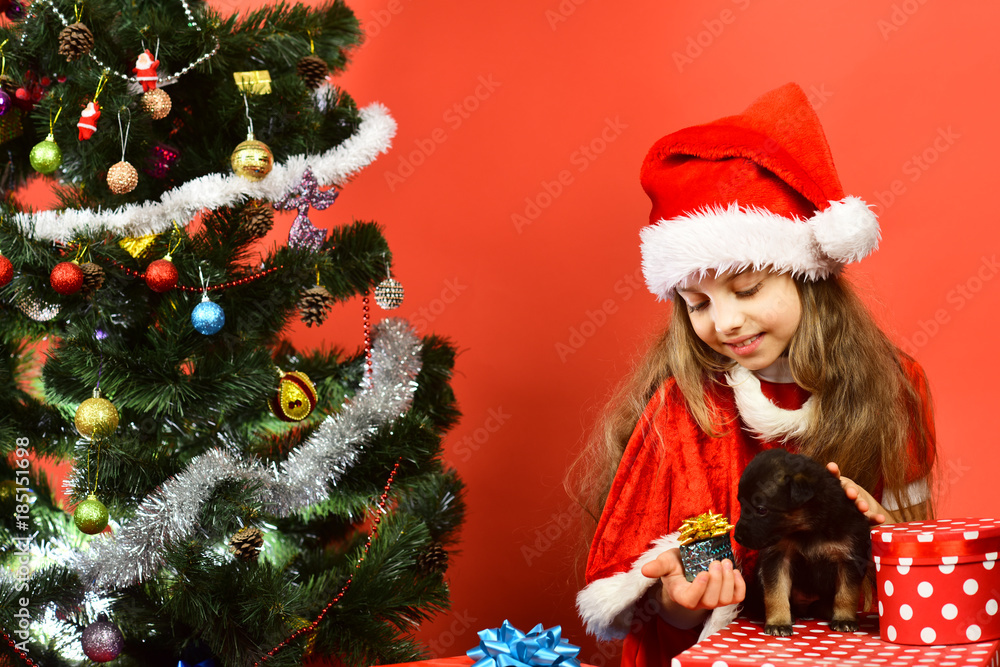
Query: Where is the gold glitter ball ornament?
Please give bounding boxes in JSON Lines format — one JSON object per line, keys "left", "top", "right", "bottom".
{"left": 231, "top": 133, "right": 273, "bottom": 181}
{"left": 75, "top": 389, "right": 119, "bottom": 439}
{"left": 107, "top": 161, "right": 138, "bottom": 194}
{"left": 30, "top": 133, "right": 62, "bottom": 174}
{"left": 74, "top": 494, "right": 109, "bottom": 534}
{"left": 140, "top": 87, "right": 172, "bottom": 120}
{"left": 374, "top": 277, "right": 405, "bottom": 309}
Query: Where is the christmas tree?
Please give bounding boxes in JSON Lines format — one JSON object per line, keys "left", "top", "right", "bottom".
{"left": 0, "top": 1, "right": 464, "bottom": 666}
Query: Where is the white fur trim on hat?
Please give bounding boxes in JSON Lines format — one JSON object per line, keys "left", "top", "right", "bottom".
{"left": 640, "top": 196, "right": 878, "bottom": 300}
{"left": 576, "top": 532, "right": 739, "bottom": 641}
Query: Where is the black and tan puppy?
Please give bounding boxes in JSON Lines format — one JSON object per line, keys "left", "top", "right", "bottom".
{"left": 733, "top": 448, "right": 871, "bottom": 636}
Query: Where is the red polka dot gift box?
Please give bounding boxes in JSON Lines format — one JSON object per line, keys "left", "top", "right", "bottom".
{"left": 872, "top": 518, "right": 1000, "bottom": 646}
{"left": 673, "top": 614, "right": 1000, "bottom": 667}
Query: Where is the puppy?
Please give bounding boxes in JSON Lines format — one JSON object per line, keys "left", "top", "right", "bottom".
{"left": 733, "top": 448, "right": 871, "bottom": 636}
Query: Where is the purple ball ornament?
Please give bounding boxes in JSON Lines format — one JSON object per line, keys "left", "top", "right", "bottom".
{"left": 81, "top": 614, "right": 124, "bottom": 662}
{"left": 0, "top": 90, "right": 11, "bottom": 117}
{"left": 4, "top": 0, "right": 24, "bottom": 20}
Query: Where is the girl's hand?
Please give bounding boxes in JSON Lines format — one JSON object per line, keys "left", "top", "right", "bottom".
{"left": 826, "top": 462, "right": 890, "bottom": 525}
{"left": 640, "top": 548, "right": 745, "bottom": 628}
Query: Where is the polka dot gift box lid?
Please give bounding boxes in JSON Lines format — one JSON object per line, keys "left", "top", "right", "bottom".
{"left": 672, "top": 614, "right": 1000, "bottom": 667}
{"left": 871, "top": 518, "right": 1000, "bottom": 646}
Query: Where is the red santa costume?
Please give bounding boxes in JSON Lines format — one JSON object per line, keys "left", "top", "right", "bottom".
{"left": 133, "top": 50, "right": 160, "bottom": 92}
{"left": 575, "top": 83, "right": 936, "bottom": 665}
{"left": 77, "top": 101, "right": 100, "bottom": 141}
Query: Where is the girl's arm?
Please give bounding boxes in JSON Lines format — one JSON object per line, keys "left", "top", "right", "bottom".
{"left": 640, "top": 548, "right": 745, "bottom": 629}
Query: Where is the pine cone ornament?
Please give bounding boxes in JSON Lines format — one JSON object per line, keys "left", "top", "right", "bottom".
{"left": 0, "top": 75, "right": 16, "bottom": 96}
{"left": 416, "top": 543, "right": 449, "bottom": 575}
{"left": 80, "top": 262, "right": 105, "bottom": 294}
{"left": 241, "top": 200, "right": 274, "bottom": 239}
{"left": 298, "top": 285, "right": 333, "bottom": 327}
{"left": 58, "top": 22, "right": 95, "bottom": 61}
{"left": 297, "top": 55, "right": 329, "bottom": 89}
{"left": 229, "top": 526, "right": 264, "bottom": 562}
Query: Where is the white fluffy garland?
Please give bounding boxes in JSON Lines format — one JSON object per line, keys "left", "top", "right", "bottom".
{"left": 17, "top": 97, "right": 396, "bottom": 243}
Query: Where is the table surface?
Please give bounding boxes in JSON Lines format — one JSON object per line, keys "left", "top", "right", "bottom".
{"left": 674, "top": 613, "right": 1000, "bottom": 667}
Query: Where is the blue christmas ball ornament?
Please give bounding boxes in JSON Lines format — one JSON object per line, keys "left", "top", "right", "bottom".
{"left": 191, "top": 297, "right": 225, "bottom": 335}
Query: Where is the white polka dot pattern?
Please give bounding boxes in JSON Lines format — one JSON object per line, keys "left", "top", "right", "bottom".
{"left": 870, "top": 518, "right": 1000, "bottom": 646}
{"left": 673, "top": 614, "right": 1000, "bottom": 666}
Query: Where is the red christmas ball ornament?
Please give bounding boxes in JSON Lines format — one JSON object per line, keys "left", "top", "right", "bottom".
{"left": 145, "top": 257, "right": 178, "bottom": 293}
{"left": 0, "top": 254, "right": 12, "bottom": 286}
{"left": 50, "top": 261, "right": 84, "bottom": 295}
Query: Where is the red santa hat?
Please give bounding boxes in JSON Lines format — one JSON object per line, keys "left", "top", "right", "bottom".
{"left": 639, "top": 82, "right": 879, "bottom": 300}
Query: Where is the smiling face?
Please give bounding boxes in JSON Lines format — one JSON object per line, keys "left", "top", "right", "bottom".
{"left": 676, "top": 268, "right": 802, "bottom": 372}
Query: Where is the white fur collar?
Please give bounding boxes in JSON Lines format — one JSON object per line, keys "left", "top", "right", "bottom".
{"left": 726, "top": 365, "right": 814, "bottom": 442}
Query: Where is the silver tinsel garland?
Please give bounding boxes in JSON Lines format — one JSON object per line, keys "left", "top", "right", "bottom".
{"left": 72, "top": 319, "right": 422, "bottom": 591}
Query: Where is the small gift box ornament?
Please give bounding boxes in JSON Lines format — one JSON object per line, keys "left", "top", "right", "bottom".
{"left": 871, "top": 518, "right": 1000, "bottom": 646}
{"left": 679, "top": 511, "right": 736, "bottom": 582}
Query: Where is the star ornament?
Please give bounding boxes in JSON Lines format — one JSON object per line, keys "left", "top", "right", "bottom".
{"left": 275, "top": 168, "right": 339, "bottom": 251}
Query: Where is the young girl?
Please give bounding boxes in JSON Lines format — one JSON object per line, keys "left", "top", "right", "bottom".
{"left": 572, "top": 83, "right": 935, "bottom": 665}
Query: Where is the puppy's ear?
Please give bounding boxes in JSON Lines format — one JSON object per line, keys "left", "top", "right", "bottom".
{"left": 790, "top": 473, "right": 815, "bottom": 505}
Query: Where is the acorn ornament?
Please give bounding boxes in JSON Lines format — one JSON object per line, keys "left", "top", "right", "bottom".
{"left": 145, "top": 255, "right": 178, "bottom": 292}
{"left": 141, "top": 87, "right": 171, "bottom": 120}
{"left": 297, "top": 54, "right": 329, "bottom": 89}
{"left": 58, "top": 21, "right": 94, "bottom": 61}
{"left": 298, "top": 285, "right": 333, "bottom": 327}
{"left": 75, "top": 388, "right": 119, "bottom": 439}
{"left": 74, "top": 494, "right": 109, "bottom": 535}
{"left": 80, "top": 261, "right": 105, "bottom": 294}
{"left": 268, "top": 370, "right": 317, "bottom": 422}
{"left": 229, "top": 526, "right": 264, "bottom": 562}
{"left": 51, "top": 260, "right": 84, "bottom": 295}
{"left": 231, "top": 132, "right": 273, "bottom": 181}
{"left": 30, "top": 132, "right": 62, "bottom": 173}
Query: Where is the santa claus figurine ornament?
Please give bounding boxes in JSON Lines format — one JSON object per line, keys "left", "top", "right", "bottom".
{"left": 78, "top": 100, "right": 100, "bottom": 140}
{"left": 132, "top": 49, "right": 159, "bottom": 92}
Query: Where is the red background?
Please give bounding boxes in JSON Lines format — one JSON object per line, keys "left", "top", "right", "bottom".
{"left": 27, "top": 0, "right": 1000, "bottom": 663}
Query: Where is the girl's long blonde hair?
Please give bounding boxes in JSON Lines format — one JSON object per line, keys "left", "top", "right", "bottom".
{"left": 567, "top": 272, "right": 935, "bottom": 535}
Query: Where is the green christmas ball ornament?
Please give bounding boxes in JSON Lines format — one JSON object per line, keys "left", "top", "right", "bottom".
{"left": 74, "top": 494, "right": 109, "bottom": 534}
{"left": 29, "top": 132, "right": 62, "bottom": 174}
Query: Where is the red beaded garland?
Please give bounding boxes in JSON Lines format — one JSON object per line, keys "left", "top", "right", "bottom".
{"left": 144, "top": 258, "right": 179, "bottom": 293}
{"left": 255, "top": 459, "right": 403, "bottom": 665}
{"left": 50, "top": 261, "right": 84, "bottom": 295}
{"left": 363, "top": 294, "right": 373, "bottom": 384}
{"left": 2, "top": 627, "right": 38, "bottom": 666}
{"left": 0, "top": 255, "right": 12, "bottom": 286}
{"left": 108, "top": 257, "right": 283, "bottom": 292}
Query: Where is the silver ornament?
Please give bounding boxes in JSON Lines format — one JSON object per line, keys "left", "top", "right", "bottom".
{"left": 374, "top": 277, "right": 404, "bottom": 309}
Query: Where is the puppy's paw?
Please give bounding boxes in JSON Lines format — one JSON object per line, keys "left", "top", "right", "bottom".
{"left": 829, "top": 619, "right": 859, "bottom": 633}
{"left": 764, "top": 624, "right": 794, "bottom": 637}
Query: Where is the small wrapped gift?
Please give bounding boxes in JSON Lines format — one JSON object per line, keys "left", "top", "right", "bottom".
{"left": 872, "top": 518, "right": 1000, "bottom": 646}
{"left": 467, "top": 620, "right": 581, "bottom": 667}
{"left": 679, "top": 511, "right": 735, "bottom": 582}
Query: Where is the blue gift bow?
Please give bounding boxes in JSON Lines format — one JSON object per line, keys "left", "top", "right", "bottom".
{"left": 467, "top": 620, "right": 581, "bottom": 667}
{"left": 177, "top": 660, "right": 215, "bottom": 667}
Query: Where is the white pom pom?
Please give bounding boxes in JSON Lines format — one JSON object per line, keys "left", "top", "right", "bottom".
{"left": 808, "top": 196, "right": 880, "bottom": 263}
